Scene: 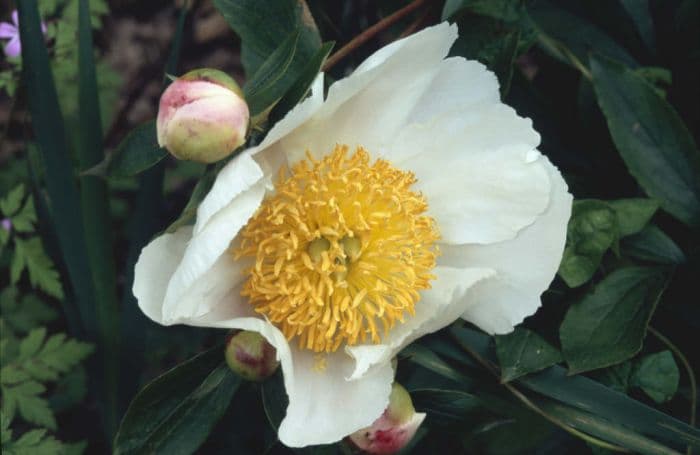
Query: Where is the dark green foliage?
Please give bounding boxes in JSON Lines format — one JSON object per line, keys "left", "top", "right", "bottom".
{"left": 560, "top": 267, "right": 668, "bottom": 374}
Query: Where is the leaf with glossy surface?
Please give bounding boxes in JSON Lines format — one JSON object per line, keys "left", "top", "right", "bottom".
{"left": 630, "top": 351, "right": 679, "bottom": 404}
{"left": 450, "top": 326, "right": 700, "bottom": 450}
{"left": 114, "top": 346, "right": 240, "bottom": 455}
{"left": 261, "top": 370, "right": 287, "bottom": 431}
{"left": 607, "top": 198, "right": 659, "bottom": 237}
{"left": 212, "top": 0, "right": 321, "bottom": 78}
{"left": 495, "top": 328, "right": 561, "bottom": 382}
{"left": 529, "top": 1, "right": 638, "bottom": 69}
{"left": 84, "top": 121, "right": 167, "bottom": 178}
{"left": 244, "top": 29, "right": 301, "bottom": 116}
{"left": 411, "top": 389, "right": 480, "bottom": 426}
{"left": 591, "top": 54, "right": 700, "bottom": 226}
{"left": 560, "top": 267, "right": 668, "bottom": 374}
{"left": 269, "top": 41, "right": 334, "bottom": 124}
{"left": 558, "top": 200, "right": 618, "bottom": 287}
{"left": 622, "top": 225, "right": 686, "bottom": 265}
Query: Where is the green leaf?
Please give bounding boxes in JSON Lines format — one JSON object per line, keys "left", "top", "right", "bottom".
{"left": 114, "top": 346, "right": 241, "bottom": 455}
{"left": 630, "top": 351, "right": 679, "bottom": 404}
{"left": 78, "top": 0, "right": 120, "bottom": 436}
{"left": 495, "top": 328, "right": 562, "bottom": 382}
{"left": 244, "top": 29, "right": 301, "bottom": 116}
{"left": 165, "top": 169, "right": 217, "bottom": 233}
{"left": 410, "top": 389, "right": 480, "bottom": 426}
{"left": 3, "top": 428, "right": 65, "bottom": 455}
{"left": 607, "top": 198, "right": 659, "bottom": 237}
{"left": 538, "top": 399, "right": 684, "bottom": 455}
{"left": 0, "top": 293, "right": 58, "bottom": 334}
{"left": 529, "top": 1, "right": 638, "bottom": 69}
{"left": 84, "top": 121, "right": 167, "bottom": 178}
{"left": 269, "top": 41, "right": 334, "bottom": 124}
{"left": 212, "top": 0, "right": 321, "bottom": 78}
{"left": 622, "top": 225, "right": 686, "bottom": 265}
{"left": 450, "top": 325, "right": 700, "bottom": 450}
{"left": 2, "top": 380, "right": 55, "bottom": 429}
{"left": 401, "top": 343, "right": 471, "bottom": 385}
{"left": 559, "top": 198, "right": 661, "bottom": 287}
{"left": 442, "top": 0, "right": 524, "bottom": 22}
{"left": 558, "top": 200, "right": 618, "bottom": 287}
{"left": 261, "top": 369, "right": 287, "bottom": 431}
{"left": 0, "top": 185, "right": 26, "bottom": 217}
{"left": 17, "top": 0, "right": 99, "bottom": 339}
{"left": 620, "top": 0, "right": 655, "bottom": 53}
{"left": 11, "top": 328, "right": 93, "bottom": 383}
{"left": 559, "top": 267, "right": 668, "bottom": 374}
{"left": 11, "top": 237, "right": 64, "bottom": 299}
{"left": 11, "top": 198, "right": 37, "bottom": 233}
{"left": 590, "top": 54, "right": 700, "bottom": 226}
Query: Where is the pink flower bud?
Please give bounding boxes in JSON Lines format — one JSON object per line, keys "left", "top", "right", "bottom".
{"left": 224, "top": 330, "right": 279, "bottom": 381}
{"left": 349, "top": 383, "right": 426, "bottom": 454}
{"left": 157, "top": 68, "right": 249, "bottom": 163}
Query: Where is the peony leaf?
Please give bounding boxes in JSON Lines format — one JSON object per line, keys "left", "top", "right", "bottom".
{"left": 495, "top": 328, "right": 562, "bottom": 382}
{"left": 591, "top": 53, "right": 700, "bottom": 226}
{"left": 558, "top": 198, "right": 660, "bottom": 287}
{"left": 621, "top": 225, "right": 685, "bottom": 265}
{"left": 630, "top": 351, "right": 679, "bottom": 404}
{"left": 82, "top": 121, "right": 167, "bottom": 178}
{"left": 558, "top": 200, "right": 618, "bottom": 287}
{"left": 244, "top": 28, "right": 301, "bottom": 116}
{"left": 211, "top": 0, "right": 321, "bottom": 79}
{"left": 269, "top": 41, "right": 334, "bottom": 124}
{"left": 114, "top": 346, "right": 240, "bottom": 455}
{"left": 606, "top": 198, "right": 659, "bottom": 237}
{"left": 559, "top": 267, "right": 668, "bottom": 374}
{"left": 410, "top": 389, "right": 480, "bottom": 426}
{"left": 449, "top": 326, "right": 700, "bottom": 450}
{"left": 260, "top": 370, "right": 286, "bottom": 431}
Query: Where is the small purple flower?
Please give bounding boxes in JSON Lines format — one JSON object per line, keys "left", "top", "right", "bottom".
{"left": 0, "top": 10, "right": 47, "bottom": 58}
{"left": 1, "top": 218, "right": 12, "bottom": 233}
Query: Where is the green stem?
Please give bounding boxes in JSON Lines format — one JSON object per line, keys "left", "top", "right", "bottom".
{"left": 649, "top": 326, "right": 697, "bottom": 455}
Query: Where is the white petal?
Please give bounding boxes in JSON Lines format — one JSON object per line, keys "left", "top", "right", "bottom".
{"left": 191, "top": 316, "right": 394, "bottom": 448}
{"left": 133, "top": 227, "right": 256, "bottom": 326}
{"left": 443, "top": 157, "right": 572, "bottom": 334}
{"left": 406, "top": 57, "right": 501, "bottom": 124}
{"left": 195, "top": 152, "right": 264, "bottom": 232}
{"left": 246, "top": 72, "right": 327, "bottom": 169}
{"left": 162, "top": 155, "right": 267, "bottom": 322}
{"left": 390, "top": 103, "right": 550, "bottom": 245}
{"left": 280, "top": 23, "right": 459, "bottom": 164}
{"left": 133, "top": 226, "right": 192, "bottom": 324}
{"left": 346, "top": 266, "right": 494, "bottom": 379}
{"left": 278, "top": 348, "right": 393, "bottom": 447}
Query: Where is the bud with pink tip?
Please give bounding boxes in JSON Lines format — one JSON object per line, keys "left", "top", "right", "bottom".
{"left": 349, "top": 382, "right": 426, "bottom": 454}
{"left": 157, "top": 68, "right": 249, "bottom": 163}
{"left": 224, "top": 330, "right": 279, "bottom": 381}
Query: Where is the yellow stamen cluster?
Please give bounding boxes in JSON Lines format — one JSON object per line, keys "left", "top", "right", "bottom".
{"left": 235, "top": 145, "right": 439, "bottom": 353}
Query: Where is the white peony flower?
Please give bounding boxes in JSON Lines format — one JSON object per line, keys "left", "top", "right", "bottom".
{"left": 133, "top": 22, "right": 572, "bottom": 448}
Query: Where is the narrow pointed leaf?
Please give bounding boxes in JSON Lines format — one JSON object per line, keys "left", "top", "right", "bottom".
{"left": 17, "top": 0, "right": 98, "bottom": 337}
{"left": 591, "top": 54, "right": 700, "bottom": 225}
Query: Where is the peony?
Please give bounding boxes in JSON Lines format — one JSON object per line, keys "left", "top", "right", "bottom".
{"left": 134, "top": 23, "right": 572, "bottom": 448}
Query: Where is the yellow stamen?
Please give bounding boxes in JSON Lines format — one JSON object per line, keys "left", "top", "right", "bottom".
{"left": 235, "top": 145, "right": 439, "bottom": 353}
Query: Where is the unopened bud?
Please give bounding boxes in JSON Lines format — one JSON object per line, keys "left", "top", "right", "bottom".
{"left": 349, "top": 382, "right": 426, "bottom": 454}
{"left": 224, "top": 330, "right": 279, "bottom": 381}
{"left": 157, "top": 68, "right": 249, "bottom": 163}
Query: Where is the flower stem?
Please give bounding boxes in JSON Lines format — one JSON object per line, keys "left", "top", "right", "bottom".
{"left": 649, "top": 326, "right": 697, "bottom": 455}
{"left": 322, "top": 0, "right": 426, "bottom": 71}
